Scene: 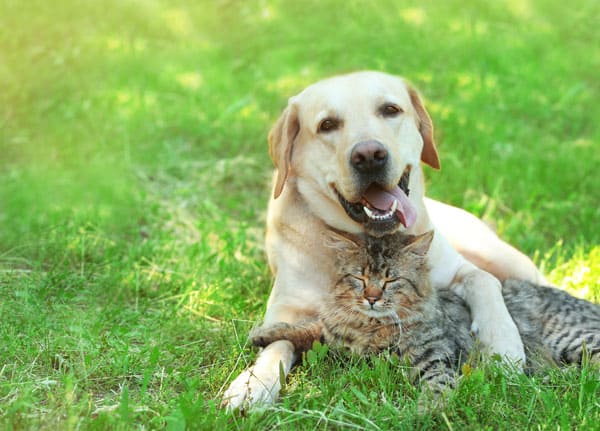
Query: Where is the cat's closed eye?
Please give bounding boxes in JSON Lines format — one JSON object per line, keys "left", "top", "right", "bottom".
{"left": 386, "top": 277, "right": 409, "bottom": 289}
{"left": 344, "top": 274, "right": 367, "bottom": 292}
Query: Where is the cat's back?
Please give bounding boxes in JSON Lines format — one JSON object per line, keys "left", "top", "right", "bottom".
{"left": 503, "top": 279, "right": 600, "bottom": 322}
{"left": 503, "top": 279, "right": 600, "bottom": 359}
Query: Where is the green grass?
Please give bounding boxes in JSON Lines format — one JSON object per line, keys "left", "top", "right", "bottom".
{"left": 1, "top": 0, "right": 598, "bottom": 429}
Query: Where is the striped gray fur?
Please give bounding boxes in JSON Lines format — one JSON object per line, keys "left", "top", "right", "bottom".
{"left": 502, "top": 279, "right": 600, "bottom": 366}
{"left": 251, "top": 231, "right": 600, "bottom": 397}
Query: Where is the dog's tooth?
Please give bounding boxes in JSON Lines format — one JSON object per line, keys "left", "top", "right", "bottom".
{"left": 364, "top": 203, "right": 397, "bottom": 221}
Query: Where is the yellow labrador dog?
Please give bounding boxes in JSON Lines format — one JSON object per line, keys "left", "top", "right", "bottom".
{"left": 223, "top": 71, "right": 546, "bottom": 411}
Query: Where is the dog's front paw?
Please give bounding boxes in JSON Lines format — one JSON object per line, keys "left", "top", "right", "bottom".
{"left": 222, "top": 366, "right": 281, "bottom": 413}
{"left": 472, "top": 317, "right": 525, "bottom": 368}
{"left": 222, "top": 339, "right": 295, "bottom": 413}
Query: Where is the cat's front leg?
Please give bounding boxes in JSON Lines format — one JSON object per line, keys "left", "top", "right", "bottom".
{"left": 250, "top": 323, "right": 295, "bottom": 347}
{"left": 223, "top": 266, "right": 328, "bottom": 412}
{"left": 453, "top": 262, "right": 525, "bottom": 367}
{"left": 251, "top": 320, "right": 323, "bottom": 353}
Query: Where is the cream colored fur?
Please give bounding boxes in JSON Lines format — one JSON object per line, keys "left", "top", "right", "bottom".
{"left": 223, "top": 71, "right": 545, "bottom": 411}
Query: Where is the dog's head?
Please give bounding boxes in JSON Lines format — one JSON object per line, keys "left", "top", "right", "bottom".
{"left": 269, "top": 71, "right": 439, "bottom": 236}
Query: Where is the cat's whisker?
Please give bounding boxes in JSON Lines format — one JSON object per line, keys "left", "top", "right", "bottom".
{"left": 391, "top": 310, "right": 402, "bottom": 331}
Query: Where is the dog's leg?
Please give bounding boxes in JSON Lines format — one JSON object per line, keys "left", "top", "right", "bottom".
{"left": 222, "top": 339, "right": 296, "bottom": 412}
{"left": 453, "top": 262, "right": 526, "bottom": 367}
{"left": 223, "top": 302, "right": 321, "bottom": 412}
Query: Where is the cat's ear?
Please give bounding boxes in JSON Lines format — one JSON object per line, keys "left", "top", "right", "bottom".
{"left": 324, "top": 231, "right": 363, "bottom": 256}
{"left": 403, "top": 230, "right": 434, "bottom": 257}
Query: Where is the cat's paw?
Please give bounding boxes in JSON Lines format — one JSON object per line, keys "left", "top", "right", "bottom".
{"left": 222, "top": 366, "right": 281, "bottom": 413}
{"left": 249, "top": 324, "right": 286, "bottom": 347}
{"left": 471, "top": 317, "right": 525, "bottom": 368}
{"left": 416, "top": 386, "right": 451, "bottom": 415}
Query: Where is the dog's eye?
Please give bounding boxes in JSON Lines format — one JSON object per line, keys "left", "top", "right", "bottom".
{"left": 380, "top": 104, "right": 403, "bottom": 117}
{"left": 317, "top": 118, "right": 340, "bottom": 133}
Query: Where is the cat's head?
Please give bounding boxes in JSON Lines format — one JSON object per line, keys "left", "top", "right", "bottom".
{"left": 325, "top": 230, "right": 434, "bottom": 318}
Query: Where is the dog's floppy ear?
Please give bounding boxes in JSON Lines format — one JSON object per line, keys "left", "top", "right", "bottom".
{"left": 407, "top": 85, "right": 440, "bottom": 170}
{"left": 268, "top": 101, "right": 300, "bottom": 199}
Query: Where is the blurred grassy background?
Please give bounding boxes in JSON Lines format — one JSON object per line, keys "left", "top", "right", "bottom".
{"left": 1, "top": 0, "right": 598, "bottom": 429}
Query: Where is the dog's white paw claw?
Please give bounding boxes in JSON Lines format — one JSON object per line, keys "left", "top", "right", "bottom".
{"left": 473, "top": 318, "right": 526, "bottom": 368}
{"left": 222, "top": 367, "right": 280, "bottom": 413}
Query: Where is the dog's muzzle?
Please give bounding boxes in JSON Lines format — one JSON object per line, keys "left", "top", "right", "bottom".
{"left": 333, "top": 166, "right": 415, "bottom": 236}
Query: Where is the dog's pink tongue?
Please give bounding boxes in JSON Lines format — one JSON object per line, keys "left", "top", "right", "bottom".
{"left": 363, "top": 184, "right": 417, "bottom": 228}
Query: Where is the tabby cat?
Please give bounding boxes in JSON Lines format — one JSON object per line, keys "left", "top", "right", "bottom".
{"left": 251, "top": 231, "right": 600, "bottom": 396}
{"left": 251, "top": 231, "right": 473, "bottom": 396}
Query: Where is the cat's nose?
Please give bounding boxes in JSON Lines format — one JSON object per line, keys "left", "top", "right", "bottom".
{"left": 364, "top": 286, "right": 382, "bottom": 305}
{"left": 365, "top": 296, "right": 380, "bottom": 305}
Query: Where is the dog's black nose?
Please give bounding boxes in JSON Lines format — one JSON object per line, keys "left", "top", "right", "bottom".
{"left": 351, "top": 140, "right": 388, "bottom": 174}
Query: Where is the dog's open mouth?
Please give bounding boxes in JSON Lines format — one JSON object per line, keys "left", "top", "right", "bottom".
{"left": 334, "top": 167, "right": 416, "bottom": 235}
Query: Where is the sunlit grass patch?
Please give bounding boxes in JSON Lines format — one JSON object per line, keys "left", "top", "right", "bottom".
{"left": 0, "top": 0, "right": 598, "bottom": 429}
{"left": 543, "top": 243, "right": 600, "bottom": 301}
